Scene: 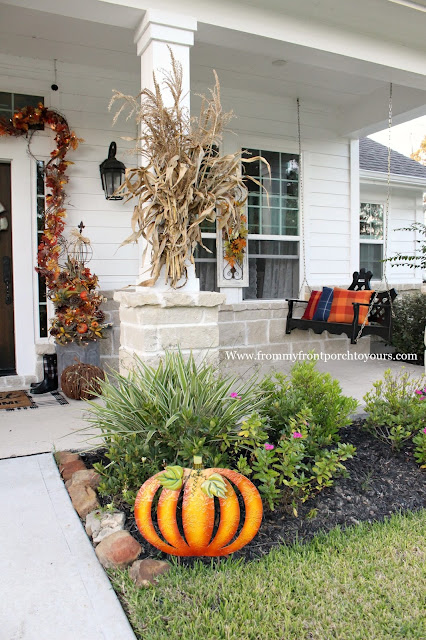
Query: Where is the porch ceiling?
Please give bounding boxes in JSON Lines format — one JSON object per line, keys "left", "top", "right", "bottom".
{"left": 0, "top": 3, "right": 140, "bottom": 74}
{"left": 192, "top": 24, "right": 426, "bottom": 136}
{"left": 0, "top": 1, "right": 426, "bottom": 137}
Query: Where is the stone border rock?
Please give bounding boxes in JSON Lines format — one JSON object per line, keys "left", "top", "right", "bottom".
{"left": 55, "top": 450, "right": 171, "bottom": 587}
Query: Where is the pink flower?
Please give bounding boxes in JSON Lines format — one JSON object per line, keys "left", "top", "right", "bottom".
{"left": 264, "top": 443, "right": 274, "bottom": 451}
{"left": 292, "top": 432, "right": 303, "bottom": 439}
{"left": 230, "top": 392, "right": 241, "bottom": 399}
{"left": 414, "top": 390, "right": 423, "bottom": 395}
{"left": 423, "top": 428, "right": 426, "bottom": 434}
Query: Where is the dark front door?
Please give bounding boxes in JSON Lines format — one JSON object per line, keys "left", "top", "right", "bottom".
{"left": 0, "top": 162, "right": 15, "bottom": 375}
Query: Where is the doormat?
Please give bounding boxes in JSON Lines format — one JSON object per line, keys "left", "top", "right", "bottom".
{"left": 0, "top": 390, "right": 69, "bottom": 411}
{"left": 0, "top": 390, "right": 35, "bottom": 410}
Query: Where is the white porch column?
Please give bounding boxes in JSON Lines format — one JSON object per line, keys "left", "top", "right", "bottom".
{"left": 134, "top": 10, "right": 198, "bottom": 291}
{"left": 115, "top": 12, "right": 226, "bottom": 373}
{"left": 134, "top": 10, "right": 196, "bottom": 111}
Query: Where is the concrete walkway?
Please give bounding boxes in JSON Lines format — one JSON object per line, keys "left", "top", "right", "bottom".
{"left": 0, "top": 453, "right": 136, "bottom": 640}
{"left": 225, "top": 357, "right": 423, "bottom": 404}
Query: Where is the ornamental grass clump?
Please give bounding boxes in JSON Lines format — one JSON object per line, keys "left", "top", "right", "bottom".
{"left": 85, "top": 351, "right": 269, "bottom": 506}
{"left": 363, "top": 368, "right": 426, "bottom": 466}
{"left": 109, "top": 50, "right": 267, "bottom": 288}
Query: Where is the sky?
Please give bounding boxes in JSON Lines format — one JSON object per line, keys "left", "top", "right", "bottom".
{"left": 369, "top": 115, "right": 426, "bottom": 158}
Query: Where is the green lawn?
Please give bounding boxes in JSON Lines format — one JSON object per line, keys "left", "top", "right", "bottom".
{"left": 111, "top": 510, "right": 426, "bottom": 640}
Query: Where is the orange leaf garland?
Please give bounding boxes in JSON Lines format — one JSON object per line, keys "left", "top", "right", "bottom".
{"left": 0, "top": 103, "right": 83, "bottom": 289}
{"left": 0, "top": 104, "right": 107, "bottom": 345}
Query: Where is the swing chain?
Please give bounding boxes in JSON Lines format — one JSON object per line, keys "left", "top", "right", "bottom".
{"left": 383, "top": 82, "right": 393, "bottom": 301}
{"left": 355, "top": 82, "right": 394, "bottom": 342}
{"left": 297, "top": 97, "right": 311, "bottom": 299}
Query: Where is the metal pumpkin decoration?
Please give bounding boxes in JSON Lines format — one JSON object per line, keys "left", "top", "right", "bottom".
{"left": 135, "top": 456, "right": 263, "bottom": 557}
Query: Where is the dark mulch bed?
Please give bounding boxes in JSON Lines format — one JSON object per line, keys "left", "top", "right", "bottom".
{"left": 80, "top": 420, "right": 426, "bottom": 565}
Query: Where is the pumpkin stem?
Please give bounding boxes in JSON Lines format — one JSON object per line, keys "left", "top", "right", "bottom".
{"left": 193, "top": 455, "right": 203, "bottom": 470}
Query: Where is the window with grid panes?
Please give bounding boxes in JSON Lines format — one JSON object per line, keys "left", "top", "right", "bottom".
{"left": 0, "top": 92, "right": 45, "bottom": 129}
{"left": 242, "top": 149, "right": 299, "bottom": 299}
{"left": 36, "top": 161, "right": 48, "bottom": 337}
{"left": 360, "top": 202, "right": 384, "bottom": 278}
{"left": 194, "top": 146, "right": 220, "bottom": 291}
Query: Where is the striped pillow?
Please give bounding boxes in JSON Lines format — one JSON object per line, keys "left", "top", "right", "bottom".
{"left": 301, "top": 290, "right": 322, "bottom": 320}
{"left": 328, "top": 288, "right": 374, "bottom": 325}
{"left": 312, "top": 287, "right": 334, "bottom": 322}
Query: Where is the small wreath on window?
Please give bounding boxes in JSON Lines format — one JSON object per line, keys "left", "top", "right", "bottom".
{"left": 223, "top": 207, "right": 248, "bottom": 270}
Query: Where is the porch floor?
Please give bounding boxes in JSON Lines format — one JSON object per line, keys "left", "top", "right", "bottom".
{"left": 0, "top": 396, "right": 102, "bottom": 460}
{"left": 0, "top": 359, "right": 422, "bottom": 460}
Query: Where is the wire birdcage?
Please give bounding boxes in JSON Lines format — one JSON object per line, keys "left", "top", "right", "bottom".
{"left": 67, "top": 221, "right": 93, "bottom": 266}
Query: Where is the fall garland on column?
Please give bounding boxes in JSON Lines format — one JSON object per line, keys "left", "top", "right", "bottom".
{"left": 0, "top": 104, "right": 81, "bottom": 286}
{"left": 0, "top": 104, "right": 107, "bottom": 343}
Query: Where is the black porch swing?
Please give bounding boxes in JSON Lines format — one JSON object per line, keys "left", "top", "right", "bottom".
{"left": 285, "top": 86, "right": 397, "bottom": 344}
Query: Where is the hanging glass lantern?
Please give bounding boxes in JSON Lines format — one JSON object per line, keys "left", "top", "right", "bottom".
{"left": 99, "top": 142, "right": 125, "bottom": 200}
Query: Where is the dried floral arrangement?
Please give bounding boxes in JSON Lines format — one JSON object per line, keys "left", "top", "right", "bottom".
{"left": 223, "top": 210, "right": 248, "bottom": 270}
{"left": 110, "top": 51, "right": 267, "bottom": 288}
{"left": 50, "top": 232, "right": 109, "bottom": 344}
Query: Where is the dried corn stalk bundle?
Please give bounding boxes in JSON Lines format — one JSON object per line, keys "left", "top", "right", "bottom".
{"left": 110, "top": 50, "right": 266, "bottom": 288}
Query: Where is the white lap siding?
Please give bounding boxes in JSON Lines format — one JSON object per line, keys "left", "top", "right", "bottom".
{"left": 192, "top": 83, "right": 353, "bottom": 291}
{"left": 0, "top": 53, "right": 356, "bottom": 294}
{"left": 0, "top": 53, "right": 140, "bottom": 290}
{"left": 360, "top": 182, "right": 424, "bottom": 287}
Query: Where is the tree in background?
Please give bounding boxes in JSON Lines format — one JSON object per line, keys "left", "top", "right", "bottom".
{"left": 411, "top": 135, "right": 426, "bottom": 165}
{"left": 386, "top": 222, "right": 425, "bottom": 271}
{"left": 386, "top": 138, "right": 426, "bottom": 273}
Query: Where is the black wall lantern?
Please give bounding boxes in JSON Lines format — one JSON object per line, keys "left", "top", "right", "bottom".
{"left": 99, "top": 142, "right": 126, "bottom": 200}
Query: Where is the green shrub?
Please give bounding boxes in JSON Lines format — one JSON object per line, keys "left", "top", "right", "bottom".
{"left": 87, "top": 354, "right": 360, "bottom": 513}
{"left": 363, "top": 368, "right": 426, "bottom": 464}
{"left": 412, "top": 427, "right": 426, "bottom": 467}
{"left": 86, "top": 351, "right": 269, "bottom": 506}
{"left": 391, "top": 292, "right": 426, "bottom": 365}
{"left": 244, "top": 360, "right": 359, "bottom": 511}
{"left": 259, "top": 359, "right": 358, "bottom": 447}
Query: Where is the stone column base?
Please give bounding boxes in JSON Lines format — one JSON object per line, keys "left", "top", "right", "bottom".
{"left": 114, "top": 288, "right": 226, "bottom": 374}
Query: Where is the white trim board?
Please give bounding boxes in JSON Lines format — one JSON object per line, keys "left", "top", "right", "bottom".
{"left": 360, "top": 169, "right": 426, "bottom": 189}
{"left": 1, "top": 139, "right": 37, "bottom": 377}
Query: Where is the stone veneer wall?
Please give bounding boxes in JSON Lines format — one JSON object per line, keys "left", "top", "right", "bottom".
{"left": 217, "top": 301, "right": 371, "bottom": 378}
{"left": 29, "top": 283, "right": 424, "bottom": 385}
{"left": 218, "top": 285, "right": 425, "bottom": 377}
{"left": 99, "top": 290, "right": 121, "bottom": 374}
{"left": 104, "top": 298, "right": 371, "bottom": 378}
{"left": 114, "top": 289, "right": 225, "bottom": 371}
